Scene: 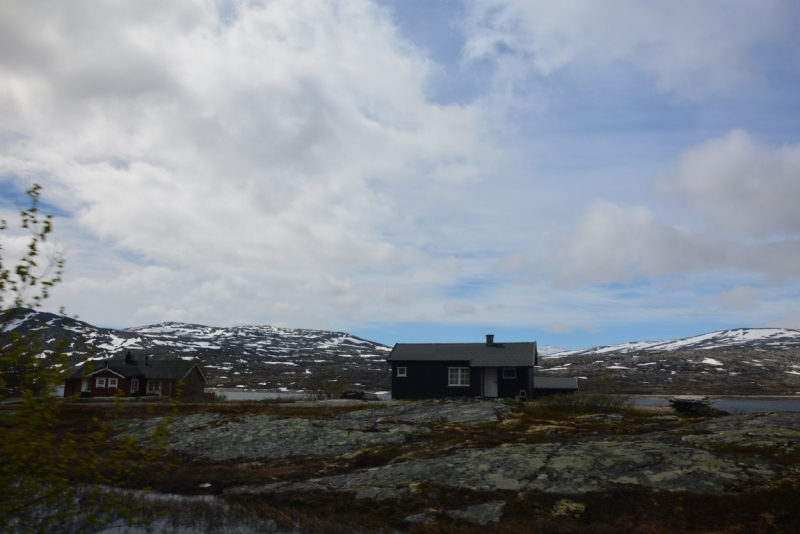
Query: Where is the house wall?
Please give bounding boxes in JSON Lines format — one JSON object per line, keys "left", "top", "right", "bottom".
{"left": 495, "top": 367, "right": 531, "bottom": 399}
{"left": 390, "top": 362, "right": 532, "bottom": 400}
{"left": 391, "top": 361, "right": 481, "bottom": 399}
{"left": 87, "top": 370, "right": 128, "bottom": 397}
{"left": 180, "top": 367, "right": 206, "bottom": 398}
{"left": 144, "top": 379, "right": 172, "bottom": 396}
{"left": 65, "top": 370, "right": 149, "bottom": 398}
{"left": 64, "top": 379, "right": 81, "bottom": 397}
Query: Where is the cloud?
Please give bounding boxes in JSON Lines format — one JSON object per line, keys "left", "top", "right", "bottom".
{"left": 493, "top": 253, "right": 530, "bottom": 275}
{"left": 545, "top": 323, "right": 571, "bottom": 334}
{"left": 0, "top": 0, "right": 489, "bottom": 327}
{"left": 443, "top": 302, "right": 478, "bottom": 315}
{"left": 463, "top": 0, "right": 795, "bottom": 99}
{"left": 664, "top": 130, "right": 800, "bottom": 236}
{"left": 555, "top": 200, "right": 723, "bottom": 284}
{"left": 770, "top": 314, "right": 800, "bottom": 329}
{"left": 556, "top": 132, "right": 800, "bottom": 285}
{"left": 718, "top": 286, "right": 763, "bottom": 311}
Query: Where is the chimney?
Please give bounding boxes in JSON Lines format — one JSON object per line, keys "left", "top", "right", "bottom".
{"left": 145, "top": 355, "right": 150, "bottom": 366}
{"left": 125, "top": 351, "right": 134, "bottom": 365}
{"left": 486, "top": 334, "right": 494, "bottom": 346}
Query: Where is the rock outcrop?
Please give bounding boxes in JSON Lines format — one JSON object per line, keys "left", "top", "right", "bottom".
{"left": 121, "top": 399, "right": 799, "bottom": 503}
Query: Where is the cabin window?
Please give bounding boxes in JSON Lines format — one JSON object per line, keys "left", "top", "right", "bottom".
{"left": 96, "top": 377, "right": 106, "bottom": 388}
{"left": 397, "top": 367, "right": 407, "bottom": 377}
{"left": 147, "top": 380, "right": 162, "bottom": 395}
{"left": 131, "top": 379, "right": 139, "bottom": 393}
{"left": 448, "top": 367, "right": 470, "bottom": 386}
{"left": 502, "top": 368, "right": 516, "bottom": 379}
{"left": 108, "top": 378, "right": 118, "bottom": 388}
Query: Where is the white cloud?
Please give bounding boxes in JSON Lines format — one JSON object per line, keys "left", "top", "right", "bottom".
{"left": 493, "top": 253, "right": 530, "bottom": 275}
{"left": 718, "top": 286, "right": 763, "bottom": 311}
{"left": 555, "top": 201, "right": 723, "bottom": 284}
{"left": 0, "top": 0, "right": 490, "bottom": 327}
{"left": 1, "top": 1, "right": 798, "bottom": 339}
{"left": 464, "top": 0, "right": 794, "bottom": 99}
{"left": 443, "top": 302, "right": 477, "bottom": 316}
{"left": 555, "top": 131, "right": 800, "bottom": 286}
{"left": 770, "top": 314, "right": 800, "bottom": 329}
{"left": 545, "top": 323, "right": 571, "bottom": 334}
{"left": 664, "top": 130, "right": 800, "bottom": 236}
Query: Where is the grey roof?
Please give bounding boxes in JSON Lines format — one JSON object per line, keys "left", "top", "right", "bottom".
{"left": 67, "top": 358, "right": 207, "bottom": 383}
{"left": 387, "top": 342, "right": 536, "bottom": 368}
{"left": 533, "top": 377, "right": 579, "bottom": 390}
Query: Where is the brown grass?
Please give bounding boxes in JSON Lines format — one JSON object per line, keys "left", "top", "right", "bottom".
{"left": 212, "top": 480, "right": 800, "bottom": 533}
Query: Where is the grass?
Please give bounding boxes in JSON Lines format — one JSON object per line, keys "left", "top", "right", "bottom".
{"left": 525, "top": 392, "right": 636, "bottom": 415}
{"left": 79, "top": 477, "right": 800, "bottom": 533}
{"left": 215, "top": 481, "right": 800, "bottom": 533}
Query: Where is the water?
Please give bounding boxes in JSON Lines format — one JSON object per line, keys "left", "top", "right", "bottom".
{"left": 212, "top": 390, "right": 306, "bottom": 401}
{"left": 636, "top": 397, "right": 800, "bottom": 413}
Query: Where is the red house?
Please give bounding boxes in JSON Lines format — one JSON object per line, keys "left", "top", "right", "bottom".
{"left": 64, "top": 352, "right": 207, "bottom": 398}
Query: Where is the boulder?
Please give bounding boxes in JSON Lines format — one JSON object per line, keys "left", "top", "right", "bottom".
{"left": 669, "top": 396, "right": 715, "bottom": 414}
{"left": 447, "top": 502, "right": 505, "bottom": 526}
{"left": 339, "top": 389, "right": 379, "bottom": 401}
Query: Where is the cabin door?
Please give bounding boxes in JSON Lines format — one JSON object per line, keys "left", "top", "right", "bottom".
{"left": 483, "top": 368, "right": 498, "bottom": 397}
{"left": 81, "top": 380, "right": 89, "bottom": 392}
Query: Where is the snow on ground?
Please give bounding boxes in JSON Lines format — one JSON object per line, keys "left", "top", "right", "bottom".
{"left": 1, "top": 312, "right": 36, "bottom": 332}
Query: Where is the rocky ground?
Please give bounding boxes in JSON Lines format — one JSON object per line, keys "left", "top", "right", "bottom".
{"left": 541, "top": 346, "right": 800, "bottom": 395}
{"left": 112, "top": 397, "right": 800, "bottom": 532}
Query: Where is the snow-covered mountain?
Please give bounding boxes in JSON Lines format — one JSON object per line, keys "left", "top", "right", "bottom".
{"left": 5, "top": 308, "right": 799, "bottom": 394}
{"left": 547, "top": 328, "right": 800, "bottom": 358}
{"left": 1, "top": 309, "right": 391, "bottom": 390}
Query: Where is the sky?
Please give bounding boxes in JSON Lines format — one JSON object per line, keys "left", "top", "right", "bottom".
{"left": 1, "top": 0, "right": 800, "bottom": 349}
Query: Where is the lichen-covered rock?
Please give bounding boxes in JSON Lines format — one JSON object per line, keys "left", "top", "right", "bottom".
{"left": 227, "top": 435, "right": 778, "bottom": 496}
{"left": 120, "top": 413, "right": 429, "bottom": 461}
{"left": 343, "top": 398, "right": 511, "bottom": 426}
{"left": 447, "top": 502, "right": 505, "bottom": 525}
{"left": 680, "top": 412, "right": 800, "bottom": 449}
{"left": 404, "top": 512, "right": 435, "bottom": 525}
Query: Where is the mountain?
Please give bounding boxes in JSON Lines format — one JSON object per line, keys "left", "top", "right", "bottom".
{"left": 548, "top": 328, "right": 800, "bottom": 357}
{"left": 5, "top": 309, "right": 799, "bottom": 395}
{"left": 1, "top": 308, "right": 392, "bottom": 391}
{"left": 540, "top": 328, "right": 800, "bottom": 395}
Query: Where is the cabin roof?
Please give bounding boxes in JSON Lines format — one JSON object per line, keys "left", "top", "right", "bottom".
{"left": 387, "top": 342, "right": 537, "bottom": 368}
{"left": 533, "top": 377, "right": 579, "bottom": 389}
{"left": 67, "top": 358, "right": 207, "bottom": 383}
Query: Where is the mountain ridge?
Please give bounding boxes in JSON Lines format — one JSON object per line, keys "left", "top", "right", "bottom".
{"left": 547, "top": 328, "right": 800, "bottom": 358}
{"left": 1, "top": 308, "right": 391, "bottom": 391}
{"left": 4, "top": 308, "right": 800, "bottom": 394}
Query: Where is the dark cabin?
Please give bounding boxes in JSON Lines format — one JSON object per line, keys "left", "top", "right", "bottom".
{"left": 387, "top": 335, "right": 538, "bottom": 400}
{"left": 63, "top": 351, "right": 208, "bottom": 399}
